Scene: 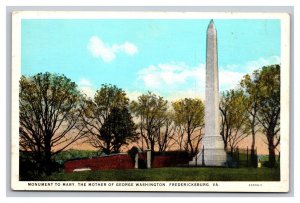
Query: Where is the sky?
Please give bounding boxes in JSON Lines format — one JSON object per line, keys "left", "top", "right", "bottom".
{"left": 21, "top": 19, "right": 281, "bottom": 101}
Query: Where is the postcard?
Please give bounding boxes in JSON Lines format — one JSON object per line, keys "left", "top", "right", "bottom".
{"left": 11, "top": 11, "right": 290, "bottom": 192}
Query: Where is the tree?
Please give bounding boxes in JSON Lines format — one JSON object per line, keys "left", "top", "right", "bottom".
{"left": 19, "top": 72, "right": 84, "bottom": 175}
{"left": 80, "top": 84, "right": 132, "bottom": 154}
{"left": 240, "top": 70, "right": 262, "bottom": 165}
{"left": 172, "top": 98, "right": 205, "bottom": 156}
{"left": 156, "top": 111, "right": 176, "bottom": 152}
{"left": 99, "top": 107, "right": 138, "bottom": 154}
{"left": 240, "top": 64, "right": 280, "bottom": 167}
{"left": 256, "top": 65, "right": 280, "bottom": 167}
{"left": 130, "top": 92, "right": 168, "bottom": 152}
{"left": 219, "top": 89, "right": 249, "bottom": 152}
{"left": 173, "top": 122, "right": 186, "bottom": 151}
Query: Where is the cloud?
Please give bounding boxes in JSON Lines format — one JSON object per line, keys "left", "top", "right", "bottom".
{"left": 137, "top": 62, "right": 205, "bottom": 88}
{"left": 137, "top": 62, "right": 243, "bottom": 97}
{"left": 77, "top": 78, "right": 95, "bottom": 98}
{"left": 125, "top": 89, "right": 204, "bottom": 103}
{"left": 136, "top": 56, "right": 279, "bottom": 99}
{"left": 219, "top": 55, "right": 280, "bottom": 90}
{"left": 87, "top": 36, "right": 138, "bottom": 62}
{"left": 113, "top": 42, "right": 138, "bottom": 55}
{"left": 78, "top": 78, "right": 92, "bottom": 87}
{"left": 78, "top": 86, "right": 96, "bottom": 99}
{"left": 137, "top": 62, "right": 205, "bottom": 101}
{"left": 125, "top": 90, "right": 142, "bottom": 102}
{"left": 166, "top": 90, "right": 205, "bottom": 102}
{"left": 245, "top": 55, "right": 280, "bottom": 73}
{"left": 219, "top": 70, "right": 244, "bottom": 91}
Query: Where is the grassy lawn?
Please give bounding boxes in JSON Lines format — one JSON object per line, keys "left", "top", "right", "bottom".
{"left": 42, "top": 167, "right": 280, "bottom": 181}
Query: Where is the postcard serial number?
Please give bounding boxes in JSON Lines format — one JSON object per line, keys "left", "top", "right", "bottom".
{"left": 248, "top": 183, "right": 263, "bottom": 187}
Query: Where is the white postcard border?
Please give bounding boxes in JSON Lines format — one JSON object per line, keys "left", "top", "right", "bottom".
{"left": 11, "top": 11, "right": 290, "bottom": 192}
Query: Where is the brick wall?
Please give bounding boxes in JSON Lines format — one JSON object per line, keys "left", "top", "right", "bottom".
{"left": 64, "top": 151, "right": 190, "bottom": 173}
{"left": 64, "top": 154, "right": 134, "bottom": 173}
{"left": 152, "top": 154, "right": 190, "bottom": 168}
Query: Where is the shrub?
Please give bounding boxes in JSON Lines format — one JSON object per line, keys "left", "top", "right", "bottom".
{"left": 127, "top": 146, "right": 139, "bottom": 163}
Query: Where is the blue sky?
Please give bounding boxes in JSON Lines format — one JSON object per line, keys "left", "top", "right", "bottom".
{"left": 21, "top": 19, "right": 280, "bottom": 100}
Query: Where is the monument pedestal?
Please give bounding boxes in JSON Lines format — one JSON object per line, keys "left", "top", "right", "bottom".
{"left": 189, "top": 136, "right": 227, "bottom": 166}
{"left": 189, "top": 148, "right": 227, "bottom": 166}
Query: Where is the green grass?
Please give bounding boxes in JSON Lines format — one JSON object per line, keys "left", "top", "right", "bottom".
{"left": 42, "top": 167, "right": 280, "bottom": 181}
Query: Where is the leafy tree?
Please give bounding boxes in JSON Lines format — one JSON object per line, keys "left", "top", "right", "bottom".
{"left": 240, "top": 64, "right": 280, "bottom": 167}
{"left": 240, "top": 70, "right": 262, "bottom": 165}
{"left": 172, "top": 98, "right": 205, "bottom": 156}
{"left": 99, "top": 107, "right": 138, "bottom": 154}
{"left": 130, "top": 92, "right": 168, "bottom": 152}
{"left": 256, "top": 65, "right": 280, "bottom": 167}
{"left": 80, "top": 84, "right": 132, "bottom": 154}
{"left": 19, "top": 72, "right": 84, "bottom": 175}
{"left": 219, "top": 89, "right": 250, "bottom": 152}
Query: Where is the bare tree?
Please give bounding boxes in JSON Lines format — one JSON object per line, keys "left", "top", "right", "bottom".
{"left": 156, "top": 111, "right": 176, "bottom": 152}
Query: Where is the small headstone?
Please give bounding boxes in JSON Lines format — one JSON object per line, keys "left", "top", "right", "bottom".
{"left": 73, "top": 167, "right": 91, "bottom": 172}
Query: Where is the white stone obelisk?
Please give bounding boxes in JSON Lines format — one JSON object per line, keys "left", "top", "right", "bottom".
{"left": 189, "top": 20, "right": 227, "bottom": 166}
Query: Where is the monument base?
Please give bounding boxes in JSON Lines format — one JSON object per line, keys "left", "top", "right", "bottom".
{"left": 189, "top": 148, "right": 227, "bottom": 167}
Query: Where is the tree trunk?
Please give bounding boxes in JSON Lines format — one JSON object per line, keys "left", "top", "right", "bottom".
{"left": 187, "top": 131, "right": 194, "bottom": 156}
{"left": 36, "top": 141, "right": 43, "bottom": 174}
{"left": 44, "top": 135, "right": 52, "bottom": 176}
{"left": 268, "top": 136, "right": 276, "bottom": 168}
{"left": 150, "top": 140, "right": 155, "bottom": 152}
{"left": 250, "top": 127, "right": 256, "bottom": 167}
{"left": 224, "top": 140, "right": 228, "bottom": 151}
{"left": 104, "top": 141, "right": 111, "bottom": 154}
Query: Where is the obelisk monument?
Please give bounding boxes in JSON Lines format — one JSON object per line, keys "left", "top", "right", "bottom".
{"left": 189, "top": 20, "right": 227, "bottom": 166}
